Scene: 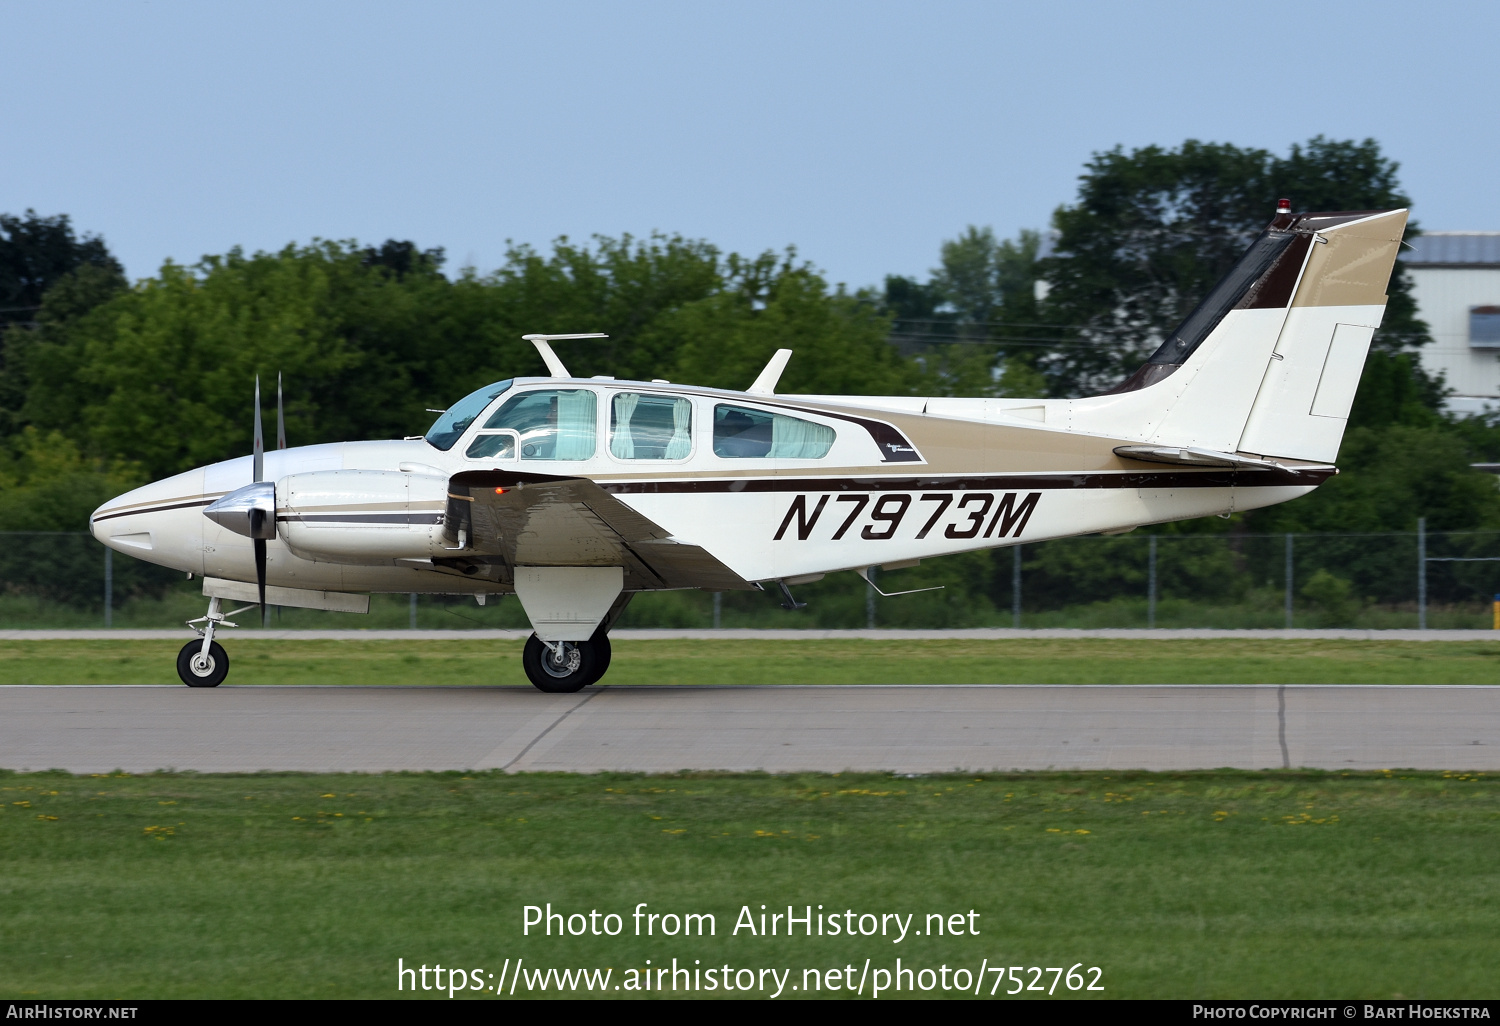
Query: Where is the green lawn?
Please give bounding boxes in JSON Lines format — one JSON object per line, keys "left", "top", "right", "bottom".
{"left": 1, "top": 637, "right": 1498, "bottom": 685}
{"left": 0, "top": 769, "right": 1494, "bottom": 999}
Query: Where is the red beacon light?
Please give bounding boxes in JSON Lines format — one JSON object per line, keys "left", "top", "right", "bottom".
{"left": 1276, "top": 198, "right": 1292, "bottom": 215}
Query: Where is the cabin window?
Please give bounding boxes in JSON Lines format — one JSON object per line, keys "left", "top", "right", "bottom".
{"left": 467, "top": 389, "right": 596, "bottom": 460}
{"left": 425, "top": 379, "right": 513, "bottom": 451}
{"left": 610, "top": 393, "right": 692, "bottom": 460}
{"left": 465, "top": 431, "right": 515, "bottom": 460}
{"left": 712, "top": 404, "right": 835, "bottom": 459}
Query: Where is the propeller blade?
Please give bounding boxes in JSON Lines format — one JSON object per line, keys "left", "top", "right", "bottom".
{"left": 254, "top": 536, "right": 268, "bottom": 627}
{"left": 276, "top": 372, "right": 286, "bottom": 450}
{"left": 253, "top": 376, "right": 265, "bottom": 483}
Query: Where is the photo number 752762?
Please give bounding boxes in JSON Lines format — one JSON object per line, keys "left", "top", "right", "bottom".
{"left": 773, "top": 491, "right": 1042, "bottom": 543}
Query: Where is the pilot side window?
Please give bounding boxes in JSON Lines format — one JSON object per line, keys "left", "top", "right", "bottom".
{"left": 610, "top": 393, "right": 692, "bottom": 460}
{"left": 712, "top": 404, "right": 835, "bottom": 459}
{"left": 466, "top": 389, "right": 597, "bottom": 460}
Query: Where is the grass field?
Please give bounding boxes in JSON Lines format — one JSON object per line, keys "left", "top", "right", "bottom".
{"left": 0, "top": 768, "right": 1495, "bottom": 999}
{"left": 4, "top": 582, "right": 1496, "bottom": 631}
{"left": 2, "top": 637, "right": 1499, "bottom": 686}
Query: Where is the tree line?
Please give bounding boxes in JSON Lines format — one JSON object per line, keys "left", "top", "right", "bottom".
{"left": 2, "top": 136, "right": 1497, "bottom": 613}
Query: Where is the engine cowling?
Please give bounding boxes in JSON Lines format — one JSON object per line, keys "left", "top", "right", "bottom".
{"left": 279, "top": 470, "right": 450, "bottom": 564}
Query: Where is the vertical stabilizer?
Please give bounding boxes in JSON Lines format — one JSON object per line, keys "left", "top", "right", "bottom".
{"left": 1236, "top": 209, "right": 1407, "bottom": 461}
{"left": 1067, "top": 207, "right": 1407, "bottom": 463}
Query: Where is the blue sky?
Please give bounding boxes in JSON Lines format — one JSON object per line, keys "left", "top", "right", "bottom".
{"left": 3, "top": 0, "right": 1494, "bottom": 290}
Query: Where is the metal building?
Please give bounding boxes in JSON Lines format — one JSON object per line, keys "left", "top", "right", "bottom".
{"left": 1402, "top": 232, "right": 1500, "bottom": 417}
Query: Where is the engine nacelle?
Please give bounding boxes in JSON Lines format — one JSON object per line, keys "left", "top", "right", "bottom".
{"left": 279, "top": 470, "right": 450, "bottom": 564}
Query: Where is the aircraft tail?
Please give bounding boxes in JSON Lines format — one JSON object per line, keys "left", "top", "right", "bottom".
{"left": 1074, "top": 206, "right": 1409, "bottom": 464}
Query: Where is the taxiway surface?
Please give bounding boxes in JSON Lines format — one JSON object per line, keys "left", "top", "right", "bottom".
{"left": 2, "top": 685, "right": 1495, "bottom": 773}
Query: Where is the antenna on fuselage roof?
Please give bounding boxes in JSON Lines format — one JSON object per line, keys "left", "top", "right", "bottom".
{"left": 747, "top": 348, "right": 793, "bottom": 395}
{"left": 522, "top": 333, "right": 608, "bottom": 379}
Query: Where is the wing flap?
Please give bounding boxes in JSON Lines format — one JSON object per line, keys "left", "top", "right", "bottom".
{"left": 447, "top": 470, "right": 754, "bottom": 591}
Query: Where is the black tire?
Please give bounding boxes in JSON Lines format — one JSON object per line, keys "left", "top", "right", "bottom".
{"left": 177, "top": 640, "right": 229, "bottom": 687}
{"left": 581, "top": 630, "right": 612, "bottom": 686}
{"left": 522, "top": 634, "right": 599, "bottom": 693}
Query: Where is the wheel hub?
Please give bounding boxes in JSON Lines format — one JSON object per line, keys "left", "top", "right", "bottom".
{"left": 542, "top": 643, "right": 582, "bottom": 677}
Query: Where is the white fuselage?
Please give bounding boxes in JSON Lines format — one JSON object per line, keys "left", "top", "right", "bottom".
{"left": 91, "top": 378, "right": 1318, "bottom": 597}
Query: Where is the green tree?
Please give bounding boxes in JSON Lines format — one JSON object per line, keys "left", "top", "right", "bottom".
{"left": 18, "top": 232, "right": 921, "bottom": 481}
{"left": 25, "top": 242, "right": 400, "bottom": 478}
{"left": 667, "top": 251, "right": 907, "bottom": 396}
{"left": 885, "top": 226, "right": 1048, "bottom": 397}
{"left": 0, "top": 427, "right": 144, "bottom": 531}
{"left": 0, "top": 210, "right": 122, "bottom": 329}
{"left": 0, "top": 211, "right": 126, "bottom": 438}
{"left": 472, "top": 233, "right": 725, "bottom": 383}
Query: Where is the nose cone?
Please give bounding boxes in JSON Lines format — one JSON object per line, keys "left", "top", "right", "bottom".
{"left": 88, "top": 500, "right": 108, "bottom": 544}
{"left": 89, "top": 467, "right": 208, "bottom": 573}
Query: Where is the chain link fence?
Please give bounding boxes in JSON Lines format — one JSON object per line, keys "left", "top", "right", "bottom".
{"left": 1, "top": 529, "right": 1497, "bottom": 630}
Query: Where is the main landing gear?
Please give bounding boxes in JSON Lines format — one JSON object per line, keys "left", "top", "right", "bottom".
{"left": 177, "top": 596, "right": 255, "bottom": 687}
{"left": 522, "top": 629, "right": 612, "bottom": 693}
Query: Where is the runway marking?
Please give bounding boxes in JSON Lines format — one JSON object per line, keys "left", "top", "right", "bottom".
{"left": 1277, "top": 684, "right": 1290, "bottom": 769}
{"left": 499, "top": 689, "right": 603, "bottom": 771}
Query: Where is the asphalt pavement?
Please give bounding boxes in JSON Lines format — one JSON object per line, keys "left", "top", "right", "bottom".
{"left": 4, "top": 628, "right": 1498, "bottom": 640}
{"left": 1, "top": 684, "right": 1494, "bottom": 774}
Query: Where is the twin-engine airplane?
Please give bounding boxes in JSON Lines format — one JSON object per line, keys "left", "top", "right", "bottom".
{"left": 91, "top": 204, "right": 1407, "bottom": 691}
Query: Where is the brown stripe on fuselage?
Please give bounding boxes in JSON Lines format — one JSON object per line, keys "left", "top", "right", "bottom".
{"left": 590, "top": 466, "right": 1334, "bottom": 493}
{"left": 279, "top": 513, "right": 445, "bottom": 525}
{"left": 91, "top": 498, "right": 214, "bottom": 523}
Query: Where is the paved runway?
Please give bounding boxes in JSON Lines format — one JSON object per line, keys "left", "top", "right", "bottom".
{"left": 2, "top": 685, "right": 1495, "bottom": 773}
{"left": 5, "top": 628, "right": 1498, "bottom": 640}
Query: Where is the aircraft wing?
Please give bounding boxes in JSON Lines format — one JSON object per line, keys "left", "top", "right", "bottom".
{"left": 445, "top": 470, "right": 754, "bottom": 592}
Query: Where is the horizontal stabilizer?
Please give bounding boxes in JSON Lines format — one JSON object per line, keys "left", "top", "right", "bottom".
{"left": 1114, "top": 444, "right": 1297, "bottom": 471}
{"left": 1122, "top": 444, "right": 1284, "bottom": 468}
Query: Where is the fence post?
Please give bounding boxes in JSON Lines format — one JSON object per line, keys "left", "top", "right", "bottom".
{"left": 103, "top": 547, "right": 112, "bottom": 628}
{"left": 1147, "top": 535, "right": 1158, "bottom": 628}
{"left": 713, "top": 592, "right": 722, "bottom": 629}
{"left": 1417, "top": 516, "right": 1427, "bottom": 630}
{"left": 1012, "top": 545, "right": 1022, "bottom": 628}
{"left": 1284, "top": 534, "right": 1294, "bottom": 629}
{"left": 409, "top": 592, "right": 417, "bottom": 629}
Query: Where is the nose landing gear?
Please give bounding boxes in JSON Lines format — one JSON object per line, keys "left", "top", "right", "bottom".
{"left": 178, "top": 596, "right": 256, "bottom": 687}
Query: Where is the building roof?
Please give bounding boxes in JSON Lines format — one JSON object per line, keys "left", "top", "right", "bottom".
{"left": 1402, "top": 232, "right": 1500, "bottom": 267}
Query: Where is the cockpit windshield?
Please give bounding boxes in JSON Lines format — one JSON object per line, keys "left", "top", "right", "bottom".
{"left": 424, "top": 380, "right": 513, "bottom": 451}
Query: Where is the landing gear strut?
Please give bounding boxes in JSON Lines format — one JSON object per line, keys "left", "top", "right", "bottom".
{"left": 522, "top": 629, "right": 612, "bottom": 693}
{"left": 178, "top": 596, "right": 255, "bottom": 687}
